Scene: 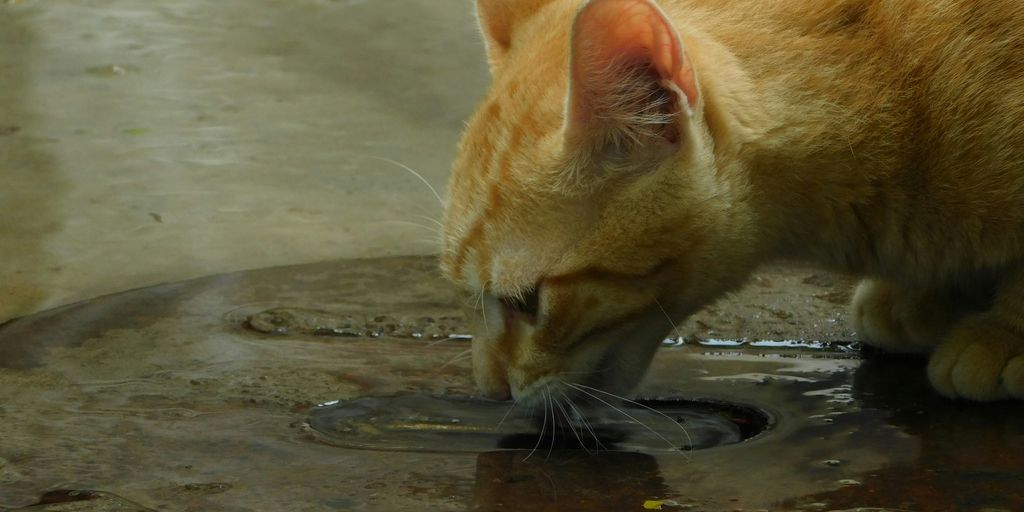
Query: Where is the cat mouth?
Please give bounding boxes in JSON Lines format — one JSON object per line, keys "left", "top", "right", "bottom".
{"left": 512, "top": 305, "right": 675, "bottom": 406}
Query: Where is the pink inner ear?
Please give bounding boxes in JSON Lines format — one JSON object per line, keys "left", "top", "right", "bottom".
{"left": 569, "top": 0, "right": 699, "bottom": 123}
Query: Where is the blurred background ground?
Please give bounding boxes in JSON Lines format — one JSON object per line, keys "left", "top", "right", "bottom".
{"left": 0, "top": 0, "right": 487, "bottom": 321}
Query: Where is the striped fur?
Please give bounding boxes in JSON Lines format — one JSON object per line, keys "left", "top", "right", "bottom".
{"left": 442, "top": 0, "right": 1024, "bottom": 403}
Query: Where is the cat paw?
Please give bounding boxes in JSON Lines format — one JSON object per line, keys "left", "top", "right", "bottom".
{"left": 927, "top": 317, "right": 1024, "bottom": 401}
{"left": 1004, "top": 357, "right": 1024, "bottom": 398}
{"left": 851, "top": 279, "right": 951, "bottom": 353}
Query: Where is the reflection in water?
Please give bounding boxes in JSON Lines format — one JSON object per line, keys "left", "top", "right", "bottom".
{"left": 786, "top": 355, "right": 1024, "bottom": 511}
{"left": 471, "top": 450, "right": 669, "bottom": 512}
{"left": 307, "top": 392, "right": 768, "bottom": 453}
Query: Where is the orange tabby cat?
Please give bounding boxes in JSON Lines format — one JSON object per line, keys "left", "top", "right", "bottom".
{"left": 440, "top": 0, "right": 1024, "bottom": 403}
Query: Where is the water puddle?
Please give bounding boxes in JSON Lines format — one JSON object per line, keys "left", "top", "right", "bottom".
{"left": 663, "top": 337, "right": 861, "bottom": 352}
{"left": 2, "top": 256, "right": 1021, "bottom": 510}
{"left": 307, "top": 393, "right": 771, "bottom": 454}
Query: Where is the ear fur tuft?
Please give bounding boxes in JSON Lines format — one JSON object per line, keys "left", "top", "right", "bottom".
{"left": 564, "top": 0, "right": 701, "bottom": 159}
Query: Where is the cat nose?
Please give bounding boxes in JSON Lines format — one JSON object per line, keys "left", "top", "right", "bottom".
{"left": 498, "top": 286, "right": 541, "bottom": 325}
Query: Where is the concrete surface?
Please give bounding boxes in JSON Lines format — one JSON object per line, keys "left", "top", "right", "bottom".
{"left": 0, "top": 256, "right": 1020, "bottom": 511}
{"left": 4, "top": 3, "right": 1023, "bottom": 511}
{"left": 0, "top": 0, "right": 486, "bottom": 321}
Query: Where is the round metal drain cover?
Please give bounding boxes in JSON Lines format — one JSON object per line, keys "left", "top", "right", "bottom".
{"left": 308, "top": 393, "right": 771, "bottom": 453}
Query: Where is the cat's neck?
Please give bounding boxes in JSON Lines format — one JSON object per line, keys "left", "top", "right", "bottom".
{"left": 688, "top": 28, "right": 912, "bottom": 277}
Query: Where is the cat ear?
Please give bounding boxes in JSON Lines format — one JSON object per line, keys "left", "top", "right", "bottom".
{"left": 476, "top": 0, "right": 554, "bottom": 67}
{"left": 564, "top": 0, "right": 700, "bottom": 156}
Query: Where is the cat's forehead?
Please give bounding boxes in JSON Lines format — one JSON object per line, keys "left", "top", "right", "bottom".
{"left": 448, "top": 6, "right": 577, "bottom": 202}
{"left": 455, "top": 79, "right": 565, "bottom": 184}
{"left": 476, "top": 13, "right": 570, "bottom": 122}
{"left": 485, "top": 60, "right": 566, "bottom": 124}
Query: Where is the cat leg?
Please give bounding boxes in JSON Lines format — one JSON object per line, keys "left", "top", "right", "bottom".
{"left": 851, "top": 279, "right": 963, "bottom": 354}
{"left": 928, "top": 266, "right": 1024, "bottom": 401}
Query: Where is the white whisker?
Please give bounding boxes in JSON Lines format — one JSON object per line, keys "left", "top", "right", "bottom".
{"left": 567, "top": 383, "right": 688, "bottom": 455}
{"left": 366, "top": 155, "right": 444, "bottom": 208}
{"left": 523, "top": 392, "right": 549, "bottom": 462}
{"left": 440, "top": 348, "right": 473, "bottom": 368}
{"left": 655, "top": 298, "right": 708, "bottom": 374}
{"left": 545, "top": 391, "right": 556, "bottom": 460}
{"left": 413, "top": 214, "right": 444, "bottom": 227}
{"left": 654, "top": 298, "right": 685, "bottom": 343}
{"left": 370, "top": 219, "right": 441, "bottom": 235}
{"left": 553, "top": 392, "right": 590, "bottom": 453}
{"left": 479, "top": 288, "right": 490, "bottom": 335}
{"left": 559, "top": 389, "right": 606, "bottom": 451}
{"left": 570, "top": 382, "right": 693, "bottom": 458}
{"left": 495, "top": 400, "right": 518, "bottom": 431}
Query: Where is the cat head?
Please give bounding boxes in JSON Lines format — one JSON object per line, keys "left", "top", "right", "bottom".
{"left": 441, "top": 0, "right": 755, "bottom": 404}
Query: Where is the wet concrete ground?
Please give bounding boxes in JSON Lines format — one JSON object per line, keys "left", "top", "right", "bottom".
{"left": 2, "top": 1, "right": 1022, "bottom": 510}
{"left": 1, "top": 257, "right": 1020, "bottom": 511}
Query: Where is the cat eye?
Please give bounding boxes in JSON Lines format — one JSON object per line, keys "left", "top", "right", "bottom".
{"left": 499, "top": 287, "right": 540, "bottom": 319}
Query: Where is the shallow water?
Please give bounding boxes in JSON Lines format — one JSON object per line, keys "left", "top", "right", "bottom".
{"left": 0, "top": 256, "right": 1020, "bottom": 511}
{"left": 308, "top": 393, "right": 770, "bottom": 453}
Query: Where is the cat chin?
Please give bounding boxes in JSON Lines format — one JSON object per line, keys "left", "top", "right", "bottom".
{"left": 508, "top": 307, "right": 673, "bottom": 408}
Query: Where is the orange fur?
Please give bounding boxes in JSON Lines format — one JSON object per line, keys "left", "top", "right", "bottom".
{"left": 442, "top": 0, "right": 1024, "bottom": 402}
